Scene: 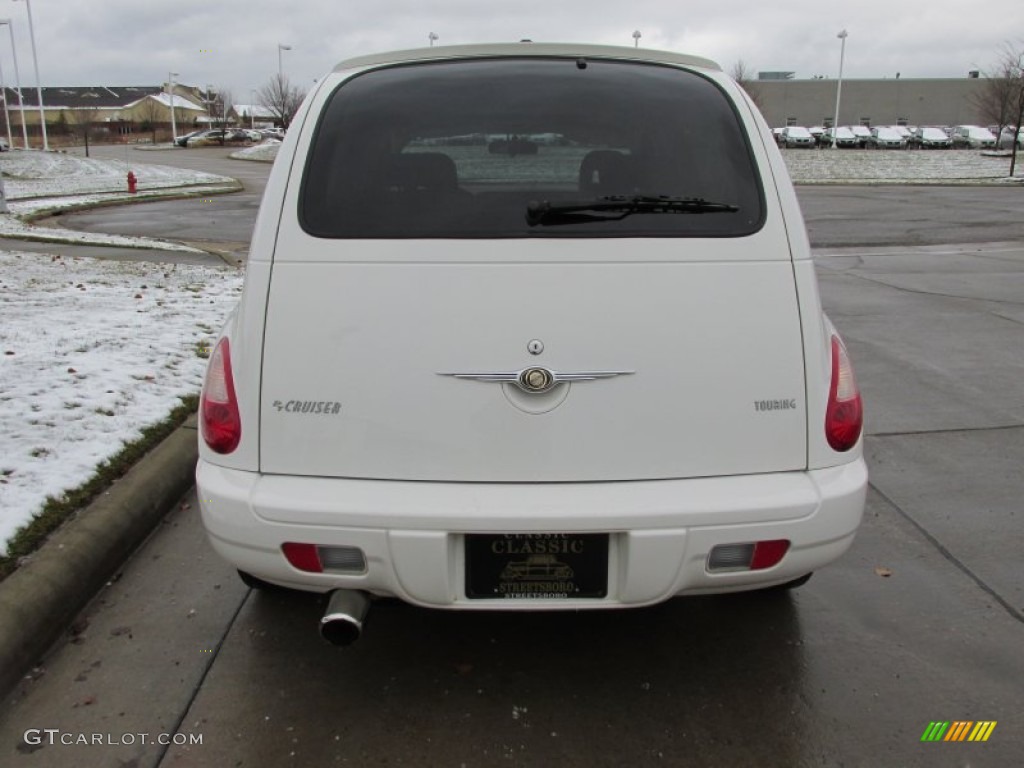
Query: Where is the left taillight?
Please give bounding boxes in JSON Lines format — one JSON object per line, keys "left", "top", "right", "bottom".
{"left": 825, "top": 335, "right": 863, "bottom": 452}
{"left": 200, "top": 337, "right": 241, "bottom": 454}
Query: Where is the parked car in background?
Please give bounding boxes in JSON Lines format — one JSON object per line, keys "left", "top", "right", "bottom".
{"left": 889, "top": 125, "right": 912, "bottom": 142}
{"left": 780, "top": 126, "right": 816, "bottom": 148}
{"left": 186, "top": 129, "right": 252, "bottom": 147}
{"left": 951, "top": 125, "right": 996, "bottom": 149}
{"left": 909, "top": 126, "right": 952, "bottom": 149}
{"left": 772, "top": 127, "right": 785, "bottom": 147}
{"left": 174, "top": 129, "right": 205, "bottom": 147}
{"left": 849, "top": 125, "right": 872, "bottom": 148}
{"left": 260, "top": 127, "right": 285, "bottom": 140}
{"left": 196, "top": 43, "right": 867, "bottom": 644}
{"left": 185, "top": 129, "right": 225, "bottom": 147}
{"left": 868, "top": 126, "right": 906, "bottom": 149}
{"left": 821, "top": 126, "right": 859, "bottom": 148}
{"left": 0, "top": 136, "right": 8, "bottom": 151}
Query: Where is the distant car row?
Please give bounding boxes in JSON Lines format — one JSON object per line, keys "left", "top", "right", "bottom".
{"left": 174, "top": 127, "right": 285, "bottom": 147}
{"left": 775, "top": 124, "right": 1023, "bottom": 150}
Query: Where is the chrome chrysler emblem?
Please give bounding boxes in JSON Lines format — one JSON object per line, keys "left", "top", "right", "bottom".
{"left": 521, "top": 367, "right": 554, "bottom": 393}
{"left": 438, "top": 367, "right": 634, "bottom": 394}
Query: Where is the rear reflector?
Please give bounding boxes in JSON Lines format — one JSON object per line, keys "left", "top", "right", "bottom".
{"left": 708, "top": 540, "right": 790, "bottom": 572}
{"left": 282, "top": 543, "right": 367, "bottom": 574}
{"left": 750, "top": 539, "right": 791, "bottom": 570}
{"left": 282, "top": 542, "right": 322, "bottom": 573}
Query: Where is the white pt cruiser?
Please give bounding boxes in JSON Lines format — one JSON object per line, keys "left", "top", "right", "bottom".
{"left": 197, "top": 43, "right": 867, "bottom": 645}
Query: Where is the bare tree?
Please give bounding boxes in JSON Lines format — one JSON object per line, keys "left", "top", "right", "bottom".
{"left": 972, "top": 43, "right": 1024, "bottom": 175}
{"left": 974, "top": 43, "right": 1024, "bottom": 174}
{"left": 258, "top": 74, "right": 306, "bottom": 130}
{"left": 202, "top": 87, "right": 234, "bottom": 144}
{"left": 135, "top": 96, "right": 163, "bottom": 144}
{"left": 730, "top": 60, "right": 762, "bottom": 110}
{"left": 69, "top": 106, "right": 100, "bottom": 157}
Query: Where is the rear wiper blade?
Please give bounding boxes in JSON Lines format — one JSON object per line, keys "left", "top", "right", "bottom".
{"left": 526, "top": 195, "right": 740, "bottom": 226}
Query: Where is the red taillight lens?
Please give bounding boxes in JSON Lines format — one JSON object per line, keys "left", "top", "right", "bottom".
{"left": 825, "top": 335, "right": 863, "bottom": 452}
{"left": 200, "top": 337, "right": 241, "bottom": 454}
{"left": 282, "top": 542, "right": 323, "bottom": 573}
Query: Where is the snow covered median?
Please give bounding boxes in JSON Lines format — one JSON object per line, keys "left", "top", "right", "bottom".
{"left": 230, "top": 139, "right": 281, "bottom": 163}
{"left": 783, "top": 148, "right": 1024, "bottom": 184}
{"left": 0, "top": 252, "right": 243, "bottom": 553}
{"left": 2, "top": 149, "right": 232, "bottom": 198}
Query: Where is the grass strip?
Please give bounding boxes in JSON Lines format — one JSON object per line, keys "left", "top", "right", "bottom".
{"left": 0, "top": 394, "right": 199, "bottom": 583}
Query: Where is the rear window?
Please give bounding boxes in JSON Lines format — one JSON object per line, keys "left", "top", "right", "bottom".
{"left": 300, "top": 57, "right": 764, "bottom": 239}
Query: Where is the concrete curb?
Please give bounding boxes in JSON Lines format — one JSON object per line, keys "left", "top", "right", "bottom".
{"left": 0, "top": 416, "right": 199, "bottom": 695}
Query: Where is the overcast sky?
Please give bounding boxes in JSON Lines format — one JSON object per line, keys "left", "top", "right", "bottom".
{"left": 6, "top": 0, "right": 1022, "bottom": 100}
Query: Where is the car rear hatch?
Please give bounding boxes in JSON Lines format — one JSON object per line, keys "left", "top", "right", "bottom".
{"left": 258, "top": 53, "right": 808, "bottom": 482}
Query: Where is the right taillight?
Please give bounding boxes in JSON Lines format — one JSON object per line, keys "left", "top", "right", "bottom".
{"left": 825, "top": 335, "right": 862, "bottom": 452}
{"left": 200, "top": 337, "right": 241, "bottom": 454}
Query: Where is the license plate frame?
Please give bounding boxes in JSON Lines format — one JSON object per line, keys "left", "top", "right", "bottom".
{"left": 464, "top": 533, "right": 609, "bottom": 600}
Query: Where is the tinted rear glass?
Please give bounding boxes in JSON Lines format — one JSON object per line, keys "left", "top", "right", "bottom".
{"left": 301, "top": 58, "right": 764, "bottom": 238}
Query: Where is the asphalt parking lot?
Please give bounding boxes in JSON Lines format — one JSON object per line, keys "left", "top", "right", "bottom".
{"left": 0, "top": 153, "right": 1021, "bottom": 766}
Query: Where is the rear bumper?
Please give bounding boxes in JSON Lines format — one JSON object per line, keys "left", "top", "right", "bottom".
{"left": 197, "top": 459, "right": 867, "bottom": 609}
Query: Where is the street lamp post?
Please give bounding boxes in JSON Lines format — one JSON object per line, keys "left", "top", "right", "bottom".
{"left": 13, "top": 0, "right": 46, "bottom": 150}
{"left": 0, "top": 19, "right": 25, "bottom": 148}
{"left": 831, "top": 29, "right": 848, "bottom": 149}
{"left": 428, "top": 32, "right": 438, "bottom": 47}
{"left": 167, "top": 71, "right": 178, "bottom": 143}
{"left": 632, "top": 30, "right": 641, "bottom": 48}
{"left": 0, "top": 53, "right": 11, "bottom": 148}
{"left": 250, "top": 88, "right": 257, "bottom": 129}
{"left": 277, "top": 43, "right": 291, "bottom": 79}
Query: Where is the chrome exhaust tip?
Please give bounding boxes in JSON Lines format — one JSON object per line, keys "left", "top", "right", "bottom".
{"left": 320, "top": 589, "right": 370, "bottom": 646}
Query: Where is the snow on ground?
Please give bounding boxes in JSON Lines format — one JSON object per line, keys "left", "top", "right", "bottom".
{"left": 1, "top": 149, "right": 232, "bottom": 198}
{"left": 783, "top": 148, "right": 1024, "bottom": 183}
{"left": 0, "top": 251, "right": 243, "bottom": 553}
{"left": 0, "top": 149, "right": 245, "bottom": 555}
{"left": 229, "top": 139, "right": 281, "bottom": 163}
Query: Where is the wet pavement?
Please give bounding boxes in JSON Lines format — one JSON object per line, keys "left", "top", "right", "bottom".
{"left": 0, "top": 151, "right": 1021, "bottom": 766}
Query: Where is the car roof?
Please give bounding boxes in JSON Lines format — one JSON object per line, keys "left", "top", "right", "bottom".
{"left": 332, "top": 43, "right": 721, "bottom": 73}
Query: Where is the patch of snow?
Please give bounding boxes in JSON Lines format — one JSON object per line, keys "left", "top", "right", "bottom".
{"left": 0, "top": 251, "right": 243, "bottom": 553}
{"left": 1, "top": 149, "right": 233, "bottom": 199}
{"left": 230, "top": 140, "right": 281, "bottom": 163}
{"left": 782, "top": 149, "right": 1024, "bottom": 183}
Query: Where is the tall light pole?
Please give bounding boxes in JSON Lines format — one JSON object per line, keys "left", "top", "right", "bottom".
{"left": 0, "top": 19, "right": 24, "bottom": 148}
{"left": 0, "top": 46, "right": 11, "bottom": 148}
{"left": 428, "top": 32, "right": 438, "bottom": 47}
{"left": 12, "top": 0, "right": 46, "bottom": 150}
{"left": 831, "top": 29, "right": 848, "bottom": 150}
{"left": 277, "top": 43, "right": 291, "bottom": 79}
{"left": 167, "top": 71, "right": 178, "bottom": 142}
{"left": 632, "top": 30, "right": 641, "bottom": 48}
{"left": 250, "top": 88, "right": 257, "bottom": 129}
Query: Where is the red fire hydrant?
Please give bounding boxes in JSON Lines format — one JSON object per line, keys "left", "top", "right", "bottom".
{"left": 127, "top": 170, "right": 137, "bottom": 194}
